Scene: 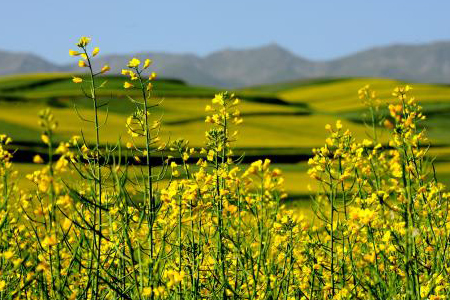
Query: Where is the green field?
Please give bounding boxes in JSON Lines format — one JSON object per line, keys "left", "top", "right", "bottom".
{"left": 2, "top": 73, "right": 450, "bottom": 199}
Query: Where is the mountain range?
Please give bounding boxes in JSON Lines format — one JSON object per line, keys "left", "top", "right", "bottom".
{"left": 1, "top": 41, "right": 450, "bottom": 87}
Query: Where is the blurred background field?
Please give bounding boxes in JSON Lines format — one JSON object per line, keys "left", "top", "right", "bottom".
{"left": 2, "top": 73, "right": 450, "bottom": 208}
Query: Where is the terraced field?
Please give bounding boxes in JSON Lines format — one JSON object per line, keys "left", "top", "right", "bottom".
{"left": 2, "top": 73, "right": 450, "bottom": 200}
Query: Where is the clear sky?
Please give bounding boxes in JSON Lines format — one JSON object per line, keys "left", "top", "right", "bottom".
{"left": 1, "top": 0, "right": 449, "bottom": 64}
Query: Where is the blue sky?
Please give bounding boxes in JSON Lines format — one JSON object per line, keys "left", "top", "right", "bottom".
{"left": 1, "top": 0, "right": 449, "bottom": 63}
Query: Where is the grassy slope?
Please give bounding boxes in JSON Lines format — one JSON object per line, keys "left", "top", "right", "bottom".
{"left": 244, "top": 77, "right": 450, "bottom": 194}
{"left": 275, "top": 78, "right": 450, "bottom": 112}
{"left": 2, "top": 74, "right": 450, "bottom": 198}
{"left": 0, "top": 74, "right": 384, "bottom": 148}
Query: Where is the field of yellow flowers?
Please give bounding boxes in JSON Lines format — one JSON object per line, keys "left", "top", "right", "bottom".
{"left": 1, "top": 37, "right": 450, "bottom": 300}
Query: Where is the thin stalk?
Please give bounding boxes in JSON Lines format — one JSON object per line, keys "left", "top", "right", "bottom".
{"left": 329, "top": 169, "right": 336, "bottom": 297}
{"left": 84, "top": 47, "right": 103, "bottom": 300}
{"left": 136, "top": 71, "right": 155, "bottom": 294}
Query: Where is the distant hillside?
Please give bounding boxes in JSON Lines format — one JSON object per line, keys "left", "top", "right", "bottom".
{"left": 0, "top": 50, "right": 61, "bottom": 75}
{"left": 316, "top": 42, "right": 450, "bottom": 84}
{"left": 2, "top": 41, "right": 450, "bottom": 87}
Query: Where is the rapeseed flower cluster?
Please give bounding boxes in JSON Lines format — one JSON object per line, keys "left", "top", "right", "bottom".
{"left": 0, "top": 37, "right": 449, "bottom": 300}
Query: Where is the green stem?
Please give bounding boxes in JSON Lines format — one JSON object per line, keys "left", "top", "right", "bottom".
{"left": 84, "top": 47, "right": 103, "bottom": 300}
{"left": 136, "top": 70, "right": 156, "bottom": 299}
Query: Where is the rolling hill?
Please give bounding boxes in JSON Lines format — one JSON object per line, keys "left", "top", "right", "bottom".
{"left": 2, "top": 73, "right": 450, "bottom": 197}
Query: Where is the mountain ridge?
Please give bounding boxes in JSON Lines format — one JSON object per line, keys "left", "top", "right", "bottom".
{"left": 1, "top": 41, "right": 450, "bottom": 87}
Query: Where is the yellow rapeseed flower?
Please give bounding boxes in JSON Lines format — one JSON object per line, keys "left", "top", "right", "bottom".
{"left": 149, "top": 72, "right": 157, "bottom": 80}
{"left": 143, "top": 59, "right": 152, "bottom": 69}
{"left": 13, "top": 258, "right": 23, "bottom": 268}
{"left": 124, "top": 81, "right": 134, "bottom": 89}
{"left": 62, "top": 218, "right": 72, "bottom": 231}
{"left": 33, "top": 155, "right": 44, "bottom": 164}
{"left": 128, "top": 58, "right": 141, "bottom": 68}
{"left": 207, "top": 150, "right": 215, "bottom": 161}
{"left": 100, "top": 65, "right": 110, "bottom": 73}
{"left": 384, "top": 119, "right": 394, "bottom": 129}
{"left": 78, "top": 60, "right": 88, "bottom": 68}
{"left": 92, "top": 47, "right": 100, "bottom": 57}
{"left": 129, "top": 71, "right": 138, "bottom": 80}
{"left": 72, "top": 77, "right": 83, "bottom": 83}
{"left": 36, "top": 262, "right": 49, "bottom": 272}
{"left": 41, "top": 134, "right": 50, "bottom": 145}
{"left": 182, "top": 152, "right": 189, "bottom": 161}
{"left": 233, "top": 117, "right": 243, "bottom": 125}
{"left": 3, "top": 250, "right": 14, "bottom": 260}
{"left": 212, "top": 94, "right": 224, "bottom": 105}
{"left": 142, "top": 287, "right": 152, "bottom": 296}
{"left": 153, "top": 287, "right": 165, "bottom": 297}
{"left": 0, "top": 280, "right": 5, "bottom": 292}
{"left": 69, "top": 49, "right": 79, "bottom": 56}
{"left": 42, "top": 235, "right": 58, "bottom": 247}
{"left": 77, "top": 36, "right": 91, "bottom": 47}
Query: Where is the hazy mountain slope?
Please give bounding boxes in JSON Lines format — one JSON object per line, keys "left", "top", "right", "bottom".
{"left": 0, "top": 49, "right": 61, "bottom": 76}
{"left": 319, "top": 41, "right": 450, "bottom": 83}
{"left": 2, "top": 41, "right": 450, "bottom": 87}
{"left": 62, "top": 52, "right": 224, "bottom": 87}
{"left": 199, "top": 44, "right": 315, "bottom": 87}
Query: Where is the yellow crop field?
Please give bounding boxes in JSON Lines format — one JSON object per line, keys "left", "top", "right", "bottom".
{"left": 278, "top": 77, "right": 450, "bottom": 112}
{"left": 1, "top": 37, "right": 450, "bottom": 299}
